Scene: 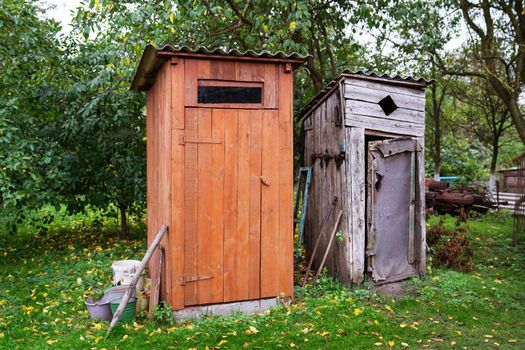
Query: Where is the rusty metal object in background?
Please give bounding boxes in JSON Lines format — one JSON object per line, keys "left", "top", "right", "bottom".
{"left": 425, "top": 179, "right": 495, "bottom": 215}
{"left": 435, "top": 191, "right": 475, "bottom": 205}
{"left": 310, "top": 150, "right": 346, "bottom": 169}
{"left": 425, "top": 178, "right": 449, "bottom": 191}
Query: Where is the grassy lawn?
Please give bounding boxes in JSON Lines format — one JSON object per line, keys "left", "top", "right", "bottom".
{"left": 0, "top": 208, "right": 524, "bottom": 349}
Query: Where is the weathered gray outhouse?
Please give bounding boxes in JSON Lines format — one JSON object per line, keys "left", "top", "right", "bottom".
{"left": 298, "top": 71, "right": 431, "bottom": 285}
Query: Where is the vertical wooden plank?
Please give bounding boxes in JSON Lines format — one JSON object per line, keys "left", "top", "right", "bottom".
{"left": 415, "top": 137, "right": 426, "bottom": 275}
{"left": 260, "top": 109, "right": 280, "bottom": 297}
{"left": 184, "top": 59, "right": 198, "bottom": 106}
{"left": 237, "top": 62, "right": 265, "bottom": 82}
{"left": 197, "top": 59, "right": 211, "bottom": 79}
{"left": 171, "top": 58, "right": 185, "bottom": 129}
{"left": 184, "top": 108, "right": 199, "bottom": 306}
{"left": 197, "top": 108, "right": 213, "bottom": 305}
{"left": 160, "top": 64, "right": 172, "bottom": 305}
{"left": 248, "top": 110, "right": 262, "bottom": 300}
{"left": 170, "top": 62, "right": 185, "bottom": 309}
{"left": 223, "top": 110, "right": 238, "bottom": 302}
{"left": 264, "top": 64, "right": 279, "bottom": 108}
{"left": 151, "top": 71, "right": 162, "bottom": 297}
{"left": 278, "top": 66, "right": 294, "bottom": 297}
{"left": 171, "top": 128, "right": 185, "bottom": 309}
{"left": 146, "top": 87, "right": 158, "bottom": 300}
{"left": 347, "top": 127, "right": 366, "bottom": 283}
{"left": 236, "top": 109, "right": 251, "bottom": 300}
{"left": 210, "top": 109, "right": 225, "bottom": 303}
{"left": 211, "top": 60, "right": 236, "bottom": 80}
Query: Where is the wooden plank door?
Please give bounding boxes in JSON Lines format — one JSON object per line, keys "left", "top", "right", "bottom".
{"left": 366, "top": 138, "right": 420, "bottom": 284}
{"left": 183, "top": 107, "right": 264, "bottom": 306}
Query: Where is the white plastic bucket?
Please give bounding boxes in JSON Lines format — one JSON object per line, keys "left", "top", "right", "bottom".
{"left": 112, "top": 260, "right": 144, "bottom": 290}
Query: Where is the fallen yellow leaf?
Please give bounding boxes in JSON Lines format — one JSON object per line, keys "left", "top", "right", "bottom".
{"left": 389, "top": 340, "right": 395, "bottom": 347}
{"left": 46, "top": 339, "right": 58, "bottom": 345}
{"left": 92, "top": 322, "right": 103, "bottom": 330}
{"left": 245, "top": 326, "right": 259, "bottom": 335}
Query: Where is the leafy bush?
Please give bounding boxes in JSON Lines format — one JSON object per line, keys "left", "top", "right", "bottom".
{"left": 427, "top": 217, "right": 474, "bottom": 272}
{"left": 153, "top": 301, "right": 176, "bottom": 326}
{"left": 434, "top": 233, "right": 474, "bottom": 272}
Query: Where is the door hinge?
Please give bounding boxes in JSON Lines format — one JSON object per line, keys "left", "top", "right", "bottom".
{"left": 178, "top": 135, "right": 222, "bottom": 145}
{"left": 178, "top": 275, "right": 213, "bottom": 286}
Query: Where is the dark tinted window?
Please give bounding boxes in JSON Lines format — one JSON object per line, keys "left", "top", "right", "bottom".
{"left": 198, "top": 86, "right": 262, "bottom": 104}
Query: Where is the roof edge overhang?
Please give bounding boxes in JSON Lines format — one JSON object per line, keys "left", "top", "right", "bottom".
{"left": 131, "top": 44, "right": 309, "bottom": 91}
{"left": 296, "top": 70, "right": 434, "bottom": 122}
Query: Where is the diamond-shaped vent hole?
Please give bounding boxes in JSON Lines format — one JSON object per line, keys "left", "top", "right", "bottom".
{"left": 378, "top": 95, "right": 398, "bottom": 116}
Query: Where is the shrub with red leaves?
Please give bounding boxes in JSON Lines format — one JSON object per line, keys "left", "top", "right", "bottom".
{"left": 427, "top": 217, "right": 474, "bottom": 272}
{"left": 434, "top": 234, "right": 473, "bottom": 272}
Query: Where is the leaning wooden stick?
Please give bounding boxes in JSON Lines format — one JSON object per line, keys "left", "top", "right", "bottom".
{"left": 302, "top": 197, "right": 337, "bottom": 287}
{"left": 312, "top": 210, "right": 343, "bottom": 285}
{"left": 148, "top": 247, "right": 164, "bottom": 318}
{"left": 106, "top": 224, "right": 168, "bottom": 337}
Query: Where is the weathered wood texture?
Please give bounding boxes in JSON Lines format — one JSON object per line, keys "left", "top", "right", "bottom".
{"left": 302, "top": 76, "right": 427, "bottom": 285}
{"left": 147, "top": 57, "right": 294, "bottom": 311}
{"left": 303, "top": 86, "right": 353, "bottom": 283}
{"left": 170, "top": 60, "right": 185, "bottom": 309}
{"left": 146, "top": 62, "right": 173, "bottom": 307}
{"left": 346, "top": 127, "right": 366, "bottom": 283}
{"left": 344, "top": 78, "right": 426, "bottom": 137}
{"left": 415, "top": 137, "right": 426, "bottom": 275}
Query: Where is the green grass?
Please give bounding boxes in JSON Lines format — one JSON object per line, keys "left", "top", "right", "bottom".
{"left": 0, "top": 208, "right": 524, "bottom": 349}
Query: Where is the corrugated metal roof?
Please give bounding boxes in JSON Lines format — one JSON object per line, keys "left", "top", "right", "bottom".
{"left": 296, "top": 70, "right": 434, "bottom": 121}
{"left": 131, "top": 44, "right": 309, "bottom": 91}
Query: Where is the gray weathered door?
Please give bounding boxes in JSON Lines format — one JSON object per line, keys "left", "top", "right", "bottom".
{"left": 366, "top": 138, "right": 420, "bottom": 284}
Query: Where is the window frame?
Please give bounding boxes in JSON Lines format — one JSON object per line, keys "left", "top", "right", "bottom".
{"left": 195, "top": 79, "right": 265, "bottom": 108}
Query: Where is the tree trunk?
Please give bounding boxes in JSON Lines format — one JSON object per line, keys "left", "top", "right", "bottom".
{"left": 119, "top": 204, "right": 128, "bottom": 239}
{"left": 305, "top": 57, "right": 324, "bottom": 92}
{"left": 506, "top": 96, "right": 525, "bottom": 146}
{"left": 488, "top": 137, "right": 499, "bottom": 195}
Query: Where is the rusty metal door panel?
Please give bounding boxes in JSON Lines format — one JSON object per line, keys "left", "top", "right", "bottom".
{"left": 367, "top": 138, "right": 419, "bottom": 284}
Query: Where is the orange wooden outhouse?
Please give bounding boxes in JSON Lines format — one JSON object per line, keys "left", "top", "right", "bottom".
{"left": 131, "top": 45, "right": 305, "bottom": 311}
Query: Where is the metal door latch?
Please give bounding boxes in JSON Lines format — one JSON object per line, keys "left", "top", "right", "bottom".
{"left": 178, "top": 275, "right": 213, "bottom": 286}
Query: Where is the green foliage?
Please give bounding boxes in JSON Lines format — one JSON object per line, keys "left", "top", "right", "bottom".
{"left": 1, "top": 0, "right": 523, "bottom": 236}
{"left": 152, "top": 301, "right": 176, "bottom": 326}
{"left": 1, "top": 210, "right": 524, "bottom": 348}
{"left": 427, "top": 216, "right": 474, "bottom": 272}
{"left": 0, "top": 0, "right": 66, "bottom": 212}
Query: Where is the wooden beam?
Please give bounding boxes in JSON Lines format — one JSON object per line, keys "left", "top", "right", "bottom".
{"left": 347, "top": 127, "right": 365, "bottom": 283}
{"left": 157, "top": 51, "right": 305, "bottom": 66}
